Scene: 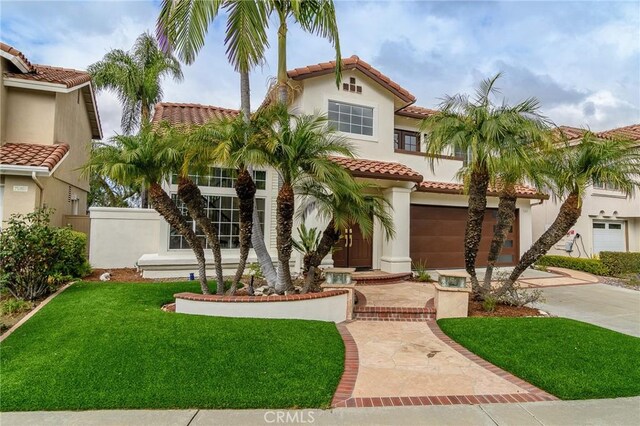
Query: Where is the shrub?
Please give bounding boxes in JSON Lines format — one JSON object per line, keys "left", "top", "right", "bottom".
{"left": 535, "top": 255, "right": 609, "bottom": 276}
{"left": 412, "top": 259, "right": 431, "bottom": 282}
{"left": 482, "top": 296, "right": 497, "bottom": 312}
{"left": 0, "top": 298, "right": 33, "bottom": 316}
{"left": 0, "top": 208, "right": 90, "bottom": 301}
{"left": 599, "top": 252, "right": 640, "bottom": 276}
{"left": 52, "top": 228, "right": 92, "bottom": 278}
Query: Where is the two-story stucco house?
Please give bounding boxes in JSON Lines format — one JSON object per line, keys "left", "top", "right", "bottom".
{"left": 532, "top": 125, "right": 640, "bottom": 257}
{"left": 90, "top": 56, "right": 545, "bottom": 278}
{"left": 0, "top": 43, "right": 102, "bottom": 227}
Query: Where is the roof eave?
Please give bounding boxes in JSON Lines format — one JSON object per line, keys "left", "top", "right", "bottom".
{"left": 0, "top": 164, "right": 51, "bottom": 176}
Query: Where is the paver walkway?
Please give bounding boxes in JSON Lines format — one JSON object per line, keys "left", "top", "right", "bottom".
{"left": 347, "top": 321, "right": 523, "bottom": 398}
{"left": 335, "top": 280, "right": 554, "bottom": 407}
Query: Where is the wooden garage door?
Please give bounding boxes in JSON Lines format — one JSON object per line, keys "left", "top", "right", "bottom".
{"left": 410, "top": 205, "right": 519, "bottom": 269}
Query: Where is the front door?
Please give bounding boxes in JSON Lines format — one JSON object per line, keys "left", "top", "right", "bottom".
{"left": 332, "top": 223, "right": 373, "bottom": 270}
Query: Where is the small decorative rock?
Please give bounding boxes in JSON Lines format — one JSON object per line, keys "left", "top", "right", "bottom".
{"left": 100, "top": 272, "right": 111, "bottom": 282}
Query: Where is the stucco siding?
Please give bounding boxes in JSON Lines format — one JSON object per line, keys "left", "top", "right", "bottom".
{"left": 1, "top": 175, "right": 39, "bottom": 223}
{"left": 4, "top": 88, "right": 56, "bottom": 144}
{"left": 53, "top": 90, "right": 91, "bottom": 192}
{"left": 532, "top": 186, "right": 640, "bottom": 256}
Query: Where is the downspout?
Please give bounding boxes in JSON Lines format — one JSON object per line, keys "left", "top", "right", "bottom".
{"left": 31, "top": 171, "right": 44, "bottom": 208}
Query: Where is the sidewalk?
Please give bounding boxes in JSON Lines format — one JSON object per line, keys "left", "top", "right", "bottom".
{"left": 2, "top": 397, "right": 639, "bottom": 425}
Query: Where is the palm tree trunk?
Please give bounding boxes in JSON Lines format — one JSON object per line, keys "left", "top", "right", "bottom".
{"left": 148, "top": 182, "right": 210, "bottom": 295}
{"left": 500, "top": 192, "right": 582, "bottom": 292}
{"left": 230, "top": 169, "right": 256, "bottom": 294}
{"left": 275, "top": 182, "right": 295, "bottom": 293}
{"left": 482, "top": 188, "right": 517, "bottom": 292}
{"left": 277, "top": 14, "right": 288, "bottom": 104}
{"left": 302, "top": 220, "right": 341, "bottom": 293}
{"left": 139, "top": 103, "right": 151, "bottom": 209}
{"left": 465, "top": 168, "right": 490, "bottom": 292}
{"left": 237, "top": 69, "right": 278, "bottom": 288}
{"left": 176, "top": 178, "right": 225, "bottom": 294}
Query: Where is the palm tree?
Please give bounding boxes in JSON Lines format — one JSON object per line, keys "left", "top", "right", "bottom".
{"left": 88, "top": 31, "right": 183, "bottom": 207}
{"left": 83, "top": 125, "right": 211, "bottom": 294}
{"left": 157, "top": 0, "right": 342, "bottom": 287}
{"left": 481, "top": 124, "right": 552, "bottom": 290}
{"left": 181, "top": 107, "right": 280, "bottom": 293}
{"left": 296, "top": 180, "right": 395, "bottom": 292}
{"left": 421, "top": 74, "right": 550, "bottom": 292}
{"left": 501, "top": 132, "right": 640, "bottom": 290}
{"left": 259, "top": 112, "right": 356, "bottom": 293}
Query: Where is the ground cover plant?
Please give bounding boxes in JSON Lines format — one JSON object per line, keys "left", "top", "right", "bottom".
{"left": 438, "top": 317, "right": 640, "bottom": 400}
{"left": 0, "top": 281, "right": 345, "bottom": 411}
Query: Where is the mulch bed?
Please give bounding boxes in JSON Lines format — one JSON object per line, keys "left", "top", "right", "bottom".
{"left": 468, "top": 300, "right": 543, "bottom": 317}
{"left": 84, "top": 268, "right": 150, "bottom": 282}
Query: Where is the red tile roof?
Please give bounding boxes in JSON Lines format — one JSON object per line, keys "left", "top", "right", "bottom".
{"left": 152, "top": 102, "right": 240, "bottom": 126}
{"left": 4, "top": 64, "right": 92, "bottom": 89}
{"left": 417, "top": 181, "right": 547, "bottom": 200}
{"left": 0, "top": 42, "right": 34, "bottom": 72}
{"left": 395, "top": 105, "right": 438, "bottom": 119}
{"left": 597, "top": 124, "right": 640, "bottom": 141}
{"left": 288, "top": 55, "right": 416, "bottom": 104}
{"left": 0, "top": 143, "right": 70, "bottom": 171}
{"left": 329, "top": 156, "right": 423, "bottom": 183}
{"left": 555, "top": 126, "right": 586, "bottom": 141}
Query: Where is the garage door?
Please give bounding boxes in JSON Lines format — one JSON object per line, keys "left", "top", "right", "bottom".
{"left": 593, "top": 221, "right": 626, "bottom": 254}
{"left": 410, "top": 205, "right": 519, "bottom": 269}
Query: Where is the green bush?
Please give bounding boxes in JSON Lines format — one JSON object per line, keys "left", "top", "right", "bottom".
{"left": 412, "top": 259, "right": 431, "bottom": 282}
{"left": 0, "top": 208, "right": 90, "bottom": 301}
{"left": 0, "top": 298, "right": 33, "bottom": 316}
{"left": 535, "top": 255, "right": 609, "bottom": 276}
{"left": 599, "top": 252, "right": 640, "bottom": 276}
{"left": 52, "top": 228, "right": 92, "bottom": 278}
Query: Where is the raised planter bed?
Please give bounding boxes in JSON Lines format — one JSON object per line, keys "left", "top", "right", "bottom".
{"left": 174, "top": 290, "right": 350, "bottom": 323}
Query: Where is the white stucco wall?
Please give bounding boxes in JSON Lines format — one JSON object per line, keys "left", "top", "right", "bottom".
{"left": 89, "top": 207, "right": 161, "bottom": 268}
{"left": 175, "top": 292, "right": 349, "bottom": 323}
{"left": 532, "top": 186, "right": 640, "bottom": 256}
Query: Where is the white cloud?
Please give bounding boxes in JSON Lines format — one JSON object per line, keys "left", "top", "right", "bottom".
{"left": 1, "top": 0, "right": 637, "bottom": 137}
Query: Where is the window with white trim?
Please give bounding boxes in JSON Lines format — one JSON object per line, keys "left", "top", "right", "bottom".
{"left": 171, "top": 168, "right": 266, "bottom": 190}
{"left": 328, "top": 100, "right": 373, "bottom": 136}
{"left": 169, "top": 195, "right": 265, "bottom": 250}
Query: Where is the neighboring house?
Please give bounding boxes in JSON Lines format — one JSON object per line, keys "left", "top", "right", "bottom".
{"left": 532, "top": 124, "right": 640, "bottom": 257}
{"left": 91, "top": 56, "right": 545, "bottom": 277}
{"left": 0, "top": 42, "right": 102, "bottom": 227}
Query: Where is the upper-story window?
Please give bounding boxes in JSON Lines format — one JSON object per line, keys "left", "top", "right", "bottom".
{"left": 328, "top": 100, "right": 373, "bottom": 136}
{"left": 171, "top": 167, "right": 267, "bottom": 190}
{"left": 394, "top": 129, "right": 420, "bottom": 153}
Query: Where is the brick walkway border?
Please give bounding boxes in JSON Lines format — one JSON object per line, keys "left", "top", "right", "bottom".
{"left": 332, "top": 323, "right": 359, "bottom": 407}
{"left": 331, "top": 320, "right": 557, "bottom": 408}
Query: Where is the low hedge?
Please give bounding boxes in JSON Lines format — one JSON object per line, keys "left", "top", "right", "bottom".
{"left": 599, "top": 252, "right": 640, "bottom": 276}
{"left": 535, "top": 255, "right": 609, "bottom": 276}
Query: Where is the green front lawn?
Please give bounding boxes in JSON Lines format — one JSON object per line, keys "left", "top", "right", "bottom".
{"left": 438, "top": 317, "right": 640, "bottom": 400}
{"left": 0, "top": 282, "right": 344, "bottom": 411}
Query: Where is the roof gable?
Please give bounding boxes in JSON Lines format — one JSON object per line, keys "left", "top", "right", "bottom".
{"left": 288, "top": 55, "right": 416, "bottom": 105}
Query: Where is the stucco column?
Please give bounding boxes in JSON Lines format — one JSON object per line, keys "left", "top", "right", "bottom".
{"left": 380, "top": 186, "right": 412, "bottom": 273}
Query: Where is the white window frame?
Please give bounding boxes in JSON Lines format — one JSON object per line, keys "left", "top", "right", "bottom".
{"left": 326, "top": 98, "right": 378, "bottom": 142}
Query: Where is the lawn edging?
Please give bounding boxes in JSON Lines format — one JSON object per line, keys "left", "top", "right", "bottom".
{"left": 0, "top": 282, "right": 74, "bottom": 343}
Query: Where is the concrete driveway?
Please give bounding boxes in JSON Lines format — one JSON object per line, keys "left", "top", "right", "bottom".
{"left": 535, "top": 284, "right": 640, "bottom": 337}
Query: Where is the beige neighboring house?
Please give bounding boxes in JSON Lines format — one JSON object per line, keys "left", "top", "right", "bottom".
{"left": 532, "top": 124, "right": 640, "bottom": 257}
{"left": 0, "top": 42, "right": 102, "bottom": 228}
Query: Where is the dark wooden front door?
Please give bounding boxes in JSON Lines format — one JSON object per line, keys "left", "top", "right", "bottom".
{"left": 332, "top": 223, "right": 373, "bottom": 270}
{"left": 410, "top": 205, "right": 519, "bottom": 268}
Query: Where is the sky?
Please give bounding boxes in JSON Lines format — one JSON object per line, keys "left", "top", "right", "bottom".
{"left": 1, "top": 0, "right": 639, "bottom": 139}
